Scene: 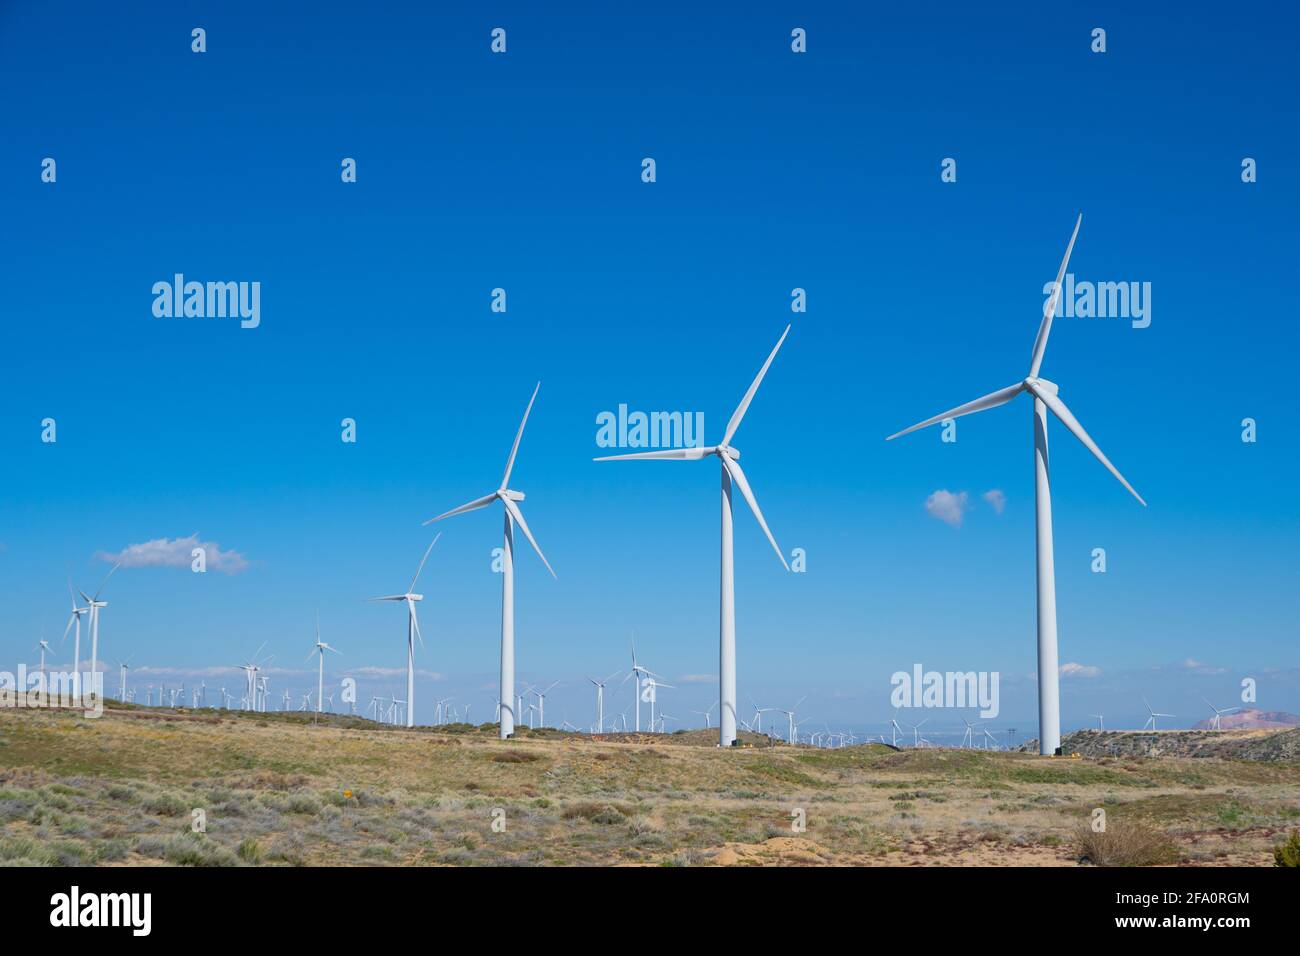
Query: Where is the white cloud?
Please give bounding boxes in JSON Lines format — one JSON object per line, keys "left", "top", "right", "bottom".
{"left": 1059, "top": 662, "right": 1102, "bottom": 678}
{"left": 924, "top": 490, "right": 969, "bottom": 528}
{"left": 353, "top": 666, "right": 444, "bottom": 681}
{"left": 97, "top": 533, "right": 249, "bottom": 575}
{"left": 1178, "top": 658, "right": 1228, "bottom": 675}
{"left": 677, "top": 674, "right": 715, "bottom": 684}
{"left": 982, "top": 489, "right": 1006, "bottom": 514}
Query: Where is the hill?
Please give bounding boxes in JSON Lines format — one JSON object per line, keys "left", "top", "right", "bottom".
{"left": 1192, "top": 709, "right": 1300, "bottom": 731}
{"left": 1, "top": 702, "right": 1298, "bottom": 867}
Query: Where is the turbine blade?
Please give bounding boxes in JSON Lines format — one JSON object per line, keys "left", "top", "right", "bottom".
{"left": 367, "top": 595, "right": 408, "bottom": 602}
{"left": 500, "top": 497, "right": 556, "bottom": 579}
{"left": 94, "top": 561, "right": 122, "bottom": 600}
{"left": 594, "top": 446, "right": 713, "bottom": 461}
{"left": 409, "top": 531, "right": 442, "bottom": 592}
{"left": 723, "top": 325, "right": 790, "bottom": 446}
{"left": 886, "top": 382, "right": 1024, "bottom": 441}
{"left": 424, "top": 493, "right": 497, "bottom": 524}
{"left": 501, "top": 382, "right": 540, "bottom": 490}
{"left": 60, "top": 614, "right": 76, "bottom": 646}
{"left": 1026, "top": 381, "right": 1146, "bottom": 506}
{"left": 720, "top": 457, "right": 789, "bottom": 571}
{"left": 411, "top": 605, "right": 425, "bottom": 650}
{"left": 1029, "top": 214, "right": 1082, "bottom": 378}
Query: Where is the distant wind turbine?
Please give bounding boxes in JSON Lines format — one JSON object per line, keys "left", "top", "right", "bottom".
{"left": 305, "top": 611, "right": 341, "bottom": 716}
{"left": 368, "top": 534, "right": 440, "bottom": 728}
{"left": 1142, "top": 697, "right": 1175, "bottom": 730}
{"left": 886, "top": 216, "right": 1145, "bottom": 756}
{"left": 77, "top": 561, "right": 121, "bottom": 701}
{"left": 587, "top": 670, "right": 620, "bottom": 733}
{"left": 1203, "top": 697, "right": 1240, "bottom": 731}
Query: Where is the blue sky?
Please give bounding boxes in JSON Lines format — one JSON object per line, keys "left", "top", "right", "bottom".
{"left": 1, "top": 2, "right": 1296, "bottom": 738}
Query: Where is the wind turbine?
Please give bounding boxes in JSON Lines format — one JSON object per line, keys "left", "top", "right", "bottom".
{"left": 749, "top": 698, "right": 774, "bottom": 737}
{"left": 113, "top": 655, "right": 134, "bottom": 702}
{"left": 368, "top": 533, "right": 440, "bottom": 728}
{"left": 691, "top": 702, "right": 718, "bottom": 729}
{"left": 886, "top": 216, "right": 1145, "bottom": 756}
{"left": 906, "top": 718, "right": 929, "bottom": 748}
{"left": 531, "top": 681, "right": 559, "bottom": 728}
{"left": 620, "top": 638, "right": 662, "bottom": 733}
{"left": 777, "top": 696, "right": 806, "bottom": 744}
{"left": 1142, "top": 697, "right": 1175, "bottom": 731}
{"left": 60, "top": 583, "right": 90, "bottom": 699}
{"left": 960, "top": 717, "right": 980, "bottom": 749}
{"left": 889, "top": 710, "right": 904, "bottom": 748}
{"left": 424, "top": 383, "right": 556, "bottom": 740}
{"left": 33, "top": 638, "right": 52, "bottom": 692}
{"left": 305, "top": 612, "right": 341, "bottom": 716}
{"left": 76, "top": 561, "right": 121, "bottom": 701}
{"left": 1090, "top": 713, "right": 1105, "bottom": 730}
{"left": 435, "top": 696, "right": 454, "bottom": 724}
{"left": 595, "top": 327, "right": 793, "bottom": 747}
{"left": 237, "top": 643, "right": 272, "bottom": 712}
{"left": 587, "top": 671, "right": 620, "bottom": 733}
{"left": 1203, "top": 697, "right": 1240, "bottom": 731}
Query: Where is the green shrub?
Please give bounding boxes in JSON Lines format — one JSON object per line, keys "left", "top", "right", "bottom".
{"left": 237, "top": 838, "right": 263, "bottom": 863}
{"left": 1274, "top": 830, "right": 1300, "bottom": 867}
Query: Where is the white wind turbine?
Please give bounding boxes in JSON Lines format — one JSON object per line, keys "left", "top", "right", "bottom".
{"left": 33, "top": 638, "right": 52, "bottom": 692}
{"left": 531, "top": 681, "right": 559, "bottom": 728}
{"left": 424, "top": 383, "right": 556, "bottom": 740}
{"left": 1203, "top": 697, "right": 1240, "bottom": 731}
{"left": 236, "top": 643, "right": 273, "bottom": 712}
{"left": 1090, "top": 713, "right": 1105, "bottom": 730}
{"left": 777, "top": 696, "right": 806, "bottom": 744}
{"left": 596, "top": 327, "right": 793, "bottom": 747}
{"left": 889, "top": 710, "right": 905, "bottom": 748}
{"left": 77, "top": 562, "right": 121, "bottom": 700}
{"left": 368, "top": 533, "right": 440, "bottom": 728}
{"left": 61, "top": 583, "right": 91, "bottom": 698}
{"left": 305, "top": 612, "right": 341, "bottom": 716}
{"left": 620, "top": 638, "right": 662, "bottom": 733}
{"left": 113, "top": 655, "right": 134, "bottom": 702}
{"left": 886, "top": 216, "right": 1145, "bottom": 756}
{"left": 1142, "top": 697, "right": 1175, "bottom": 731}
{"left": 691, "top": 702, "right": 718, "bottom": 729}
{"left": 587, "top": 670, "right": 620, "bottom": 733}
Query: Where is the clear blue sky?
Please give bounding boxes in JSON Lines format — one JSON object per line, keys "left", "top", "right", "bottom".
{"left": 1, "top": 1, "right": 1296, "bottom": 737}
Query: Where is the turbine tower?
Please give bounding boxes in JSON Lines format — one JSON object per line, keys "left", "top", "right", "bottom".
{"left": 60, "top": 585, "right": 90, "bottom": 699}
{"left": 886, "top": 217, "right": 1145, "bottom": 756}
{"left": 368, "top": 534, "right": 440, "bottom": 728}
{"left": 596, "top": 327, "right": 793, "bottom": 747}
{"left": 424, "top": 383, "right": 555, "bottom": 740}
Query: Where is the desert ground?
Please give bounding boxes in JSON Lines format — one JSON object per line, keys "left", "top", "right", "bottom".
{"left": 2, "top": 702, "right": 1298, "bottom": 866}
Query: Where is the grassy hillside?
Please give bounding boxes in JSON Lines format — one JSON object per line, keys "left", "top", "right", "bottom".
{"left": 2, "top": 704, "right": 1298, "bottom": 866}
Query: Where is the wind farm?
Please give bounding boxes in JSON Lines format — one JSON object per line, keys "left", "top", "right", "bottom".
{"left": 2, "top": 1, "right": 1297, "bottom": 888}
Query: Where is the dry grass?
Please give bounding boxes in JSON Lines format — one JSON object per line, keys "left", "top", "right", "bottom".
{"left": 1, "top": 703, "right": 1297, "bottom": 866}
{"left": 1073, "top": 821, "right": 1179, "bottom": 867}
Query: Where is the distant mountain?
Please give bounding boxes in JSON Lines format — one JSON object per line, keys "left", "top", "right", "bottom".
{"left": 1192, "top": 708, "right": 1300, "bottom": 731}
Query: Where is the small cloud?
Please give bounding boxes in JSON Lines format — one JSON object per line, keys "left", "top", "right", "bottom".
{"left": 1060, "top": 662, "right": 1101, "bottom": 679}
{"left": 983, "top": 489, "right": 1006, "bottom": 514}
{"left": 354, "top": 666, "right": 444, "bottom": 681}
{"left": 97, "top": 533, "right": 249, "bottom": 575}
{"left": 1179, "top": 658, "right": 1228, "bottom": 675}
{"left": 924, "top": 490, "right": 969, "bottom": 528}
{"left": 677, "top": 674, "right": 715, "bottom": 684}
